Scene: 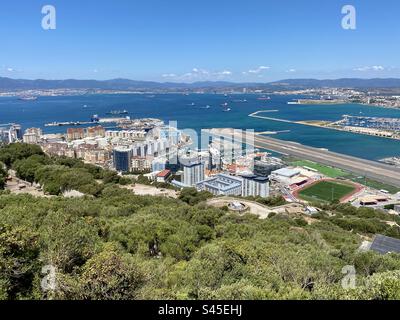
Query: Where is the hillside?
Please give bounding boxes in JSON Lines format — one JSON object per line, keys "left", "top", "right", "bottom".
{"left": 1, "top": 144, "right": 400, "bottom": 300}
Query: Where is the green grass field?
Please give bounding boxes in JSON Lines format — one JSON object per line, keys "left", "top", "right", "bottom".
{"left": 290, "top": 160, "right": 348, "bottom": 178}
{"left": 286, "top": 157, "right": 400, "bottom": 194}
{"left": 298, "top": 181, "right": 356, "bottom": 203}
{"left": 348, "top": 175, "right": 400, "bottom": 194}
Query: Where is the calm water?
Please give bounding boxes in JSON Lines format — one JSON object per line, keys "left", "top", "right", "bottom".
{"left": 1, "top": 93, "right": 400, "bottom": 161}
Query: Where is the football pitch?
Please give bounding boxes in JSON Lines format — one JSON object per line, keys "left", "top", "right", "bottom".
{"left": 298, "top": 180, "right": 357, "bottom": 202}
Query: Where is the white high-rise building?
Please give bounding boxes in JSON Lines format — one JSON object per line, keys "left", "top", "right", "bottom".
{"left": 241, "top": 174, "right": 270, "bottom": 198}
{"left": 183, "top": 161, "right": 205, "bottom": 187}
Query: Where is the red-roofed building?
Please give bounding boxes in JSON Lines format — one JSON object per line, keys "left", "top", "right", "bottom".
{"left": 156, "top": 169, "right": 172, "bottom": 183}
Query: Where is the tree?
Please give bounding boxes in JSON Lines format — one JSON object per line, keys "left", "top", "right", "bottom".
{"left": 0, "top": 224, "right": 40, "bottom": 299}
{"left": 179, "top": 188, "right": 213, "bottom": 206}
{"left": 0, "top": 143, "right": 44, "bottom": 168}
{"left": 73, "top": 243, "right": 146, "bottom": 300}
{"left": 39, "top": 211, "right": 101, "bottom": 273}
{"left": 13, "top": 155, "right": 50, "bottom": 183}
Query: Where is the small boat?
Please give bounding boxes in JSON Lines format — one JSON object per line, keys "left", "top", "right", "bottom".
{"left": 258, "top": 95, "right": 271, "bottom": 101}
{"left": 223, "top": 107, "right": 231, "bottom": 112}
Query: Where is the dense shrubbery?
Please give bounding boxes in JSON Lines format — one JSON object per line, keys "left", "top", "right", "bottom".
{"left": 1, "top": 186, "right": 400, "bottom": 300}
{"left": 178, "top": 188, "right": 213, "bottom": 206}
{"left": 245, "top": 195, "right": 287, "bottom": 207}
{"left": 1, "top": 144, "right": 400, "bottom": 300}
{"left": 310, "top": 202, "right": 400, "bottom": 239}
{"left": 0, "top": 162, "right": 6, "bottom": 190}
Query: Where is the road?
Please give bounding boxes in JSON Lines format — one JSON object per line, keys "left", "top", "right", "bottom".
{"left": 206, "top": 129, "right": 400, "bottom": 188}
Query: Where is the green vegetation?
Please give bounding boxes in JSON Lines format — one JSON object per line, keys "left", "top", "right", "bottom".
{"left": 289, "top": 160, "right": 347, "bottom": 178}
{"left": 1, "top": 144, "right": 400, "bottom": 300}
{"left": 0, "top": 162, "right": 6, "bottom": 190}
{"left": 0, "top": 143, "right": 132, "bottom": 196}
{"left": 349, "top": 175, "right": 400, "bottom": 194}
{"left": 245, "top": 195, "right": 287, "bottom": 207}
{"left": 298, "top": 181, "right": 356, "bottom": 203}
{"left": 178, "top": 187, "right": 213, "bottom": 205}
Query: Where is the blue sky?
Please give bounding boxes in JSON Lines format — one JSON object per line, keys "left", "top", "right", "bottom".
{"left": 0, "top": 0, "right": 400, "bottom": 82}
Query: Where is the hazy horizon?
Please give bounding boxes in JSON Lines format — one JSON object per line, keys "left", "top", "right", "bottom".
{"left": 1, "top": 0, "right": 400, "bottom": 81}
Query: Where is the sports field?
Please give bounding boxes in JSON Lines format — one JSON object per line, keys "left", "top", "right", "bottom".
{"left": 298, "top": 180, "right": 357, "bottom": 203}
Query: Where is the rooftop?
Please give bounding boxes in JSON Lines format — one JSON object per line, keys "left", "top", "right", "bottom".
{"left": 156, "top": 169, "right": 171, "bottom": 178}
{"left": 272, "top": 168, "right": 301, "bottom": 178}
{"left": 370, "top": 234, "right": 400, "bottom": 254}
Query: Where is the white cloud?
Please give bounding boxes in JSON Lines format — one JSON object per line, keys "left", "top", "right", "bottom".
{"left": 247, "top": 66, "right": 270, "bottom": 74}
{"left": 286, "top": 69, "right": 296, "bottom": 73}
{"left": 353, "top": 65, "right": 385, "bottom": 72}
{"left": 161, "top": 68, "right": 233, "bottom": 81}
{"left": 162, "top": 73, "right": 177, "bottom": 78}
{"left": 216, "top": 70, "right": 232, "bottom": 76}
{"left": 2, "top": 66, "right": 21, "bottom": 73}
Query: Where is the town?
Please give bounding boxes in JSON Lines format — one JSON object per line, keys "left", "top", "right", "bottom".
{"left": 2, "top": 118, "right": 400, "bottom": 218}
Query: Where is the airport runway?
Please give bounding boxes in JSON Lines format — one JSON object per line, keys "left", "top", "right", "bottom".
{"left": 206, "top": 129, "right": 400, "bottom": 188}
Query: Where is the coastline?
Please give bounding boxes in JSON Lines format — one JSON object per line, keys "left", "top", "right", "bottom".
{"left": 249, "top": 110, "right": 400, "bottom": 142}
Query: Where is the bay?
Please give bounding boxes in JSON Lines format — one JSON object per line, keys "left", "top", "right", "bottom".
{"left": 1, "top": 93, "right": 400, "bottom": 161}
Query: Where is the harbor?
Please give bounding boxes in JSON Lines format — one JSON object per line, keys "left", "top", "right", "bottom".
{"left": 4, "top": 93, "right": 400, "bottom": 162}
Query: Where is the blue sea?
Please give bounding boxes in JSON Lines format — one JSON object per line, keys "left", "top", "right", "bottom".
{"left": 1, "top": 93, "right": 400, "bottom": 161}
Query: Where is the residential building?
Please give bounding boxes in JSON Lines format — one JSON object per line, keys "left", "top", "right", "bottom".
{"left": 86, "top": 126, "right": 106, "bottom": 138}
{"left": 0, "top": 124, "right": 22, "bottom": 144}
{"left": 67, "top": 128, "right": 85, "bottom": 141}
{"left": 106, "top": 130, "right": 146, "bottom": 140}
{"left": 241, "top": 174, "right": 270, "bottom": 198}
{"left": 132, "top": 156, "right": 152, "bottom": 172}
{"left": 23, "top": 128, "right": 43, "bottom": 144}
{"left": 113, "top": 146, "right": 132, "bottom": 172}
{"left": 182, "top": 161, "right": 205, "bottom": 187}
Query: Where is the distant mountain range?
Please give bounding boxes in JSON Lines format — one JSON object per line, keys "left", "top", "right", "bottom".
{"left": 2, "top": 77, "right": 400, "bottom": 91}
